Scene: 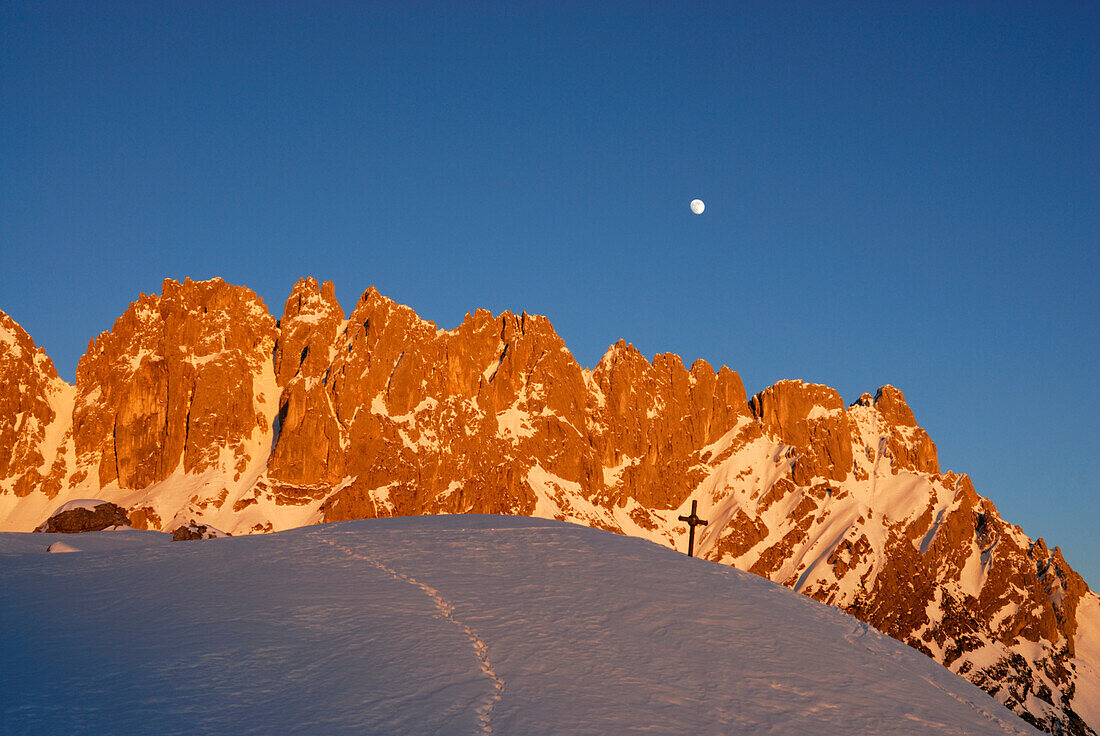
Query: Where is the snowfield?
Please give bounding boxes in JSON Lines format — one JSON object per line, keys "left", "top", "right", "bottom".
{"left": 0, "top": 516, "right": 1041, "bottom": 735}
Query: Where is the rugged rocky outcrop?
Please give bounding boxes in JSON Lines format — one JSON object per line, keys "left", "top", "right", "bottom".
{"left": 171, "top": 522, "right": 229, "bottom": 541}
{"left": 851, "top": 385, "right": 939, "bottom": 474}
{"left": 750, "top": 380, "right": 854, "bottom": 484}
{"left": 0, "top": 277, "right": 1095, "bottom": 735}
{"left": 0, "top": 310, "right": 74, "bottom": 500}
{"left": 255, "top": 281, "right": 753, "bottom": 528}
{"left": 35, "top": 500, "right": 130, "bottom": 533}
{"left": 71, "top": 277, "right": 278, "bottom": 493}
{"left": 266, "top": 277, "right": 347, "bottom": 487}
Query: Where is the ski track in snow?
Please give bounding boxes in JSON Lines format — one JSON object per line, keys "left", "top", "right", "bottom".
{"left": 315, "top": 534, "right": 505, "bottom": 735}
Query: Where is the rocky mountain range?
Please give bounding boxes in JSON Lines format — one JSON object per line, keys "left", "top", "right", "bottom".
{"left": 1, "top": 277, "right": 1096, "bottom": 735}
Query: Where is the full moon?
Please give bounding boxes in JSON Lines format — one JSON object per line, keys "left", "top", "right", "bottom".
{"left": 690, "top": 199, "right": 705, "bottom": 215}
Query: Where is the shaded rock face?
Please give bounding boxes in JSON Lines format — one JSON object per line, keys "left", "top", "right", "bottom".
{"left": 35, "top": 502, "right": 130, "bottom": 533}
{"left": 0, "top": 278, "right": 1095, "bottom": 736}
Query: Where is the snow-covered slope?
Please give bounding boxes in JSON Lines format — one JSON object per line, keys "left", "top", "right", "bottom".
{"left": 0, "top": 516, "right": 1041, "bottom": 735}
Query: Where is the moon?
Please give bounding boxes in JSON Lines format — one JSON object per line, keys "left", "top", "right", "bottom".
{"left": 690, "top": 199, "right": 705, "bottom": 215}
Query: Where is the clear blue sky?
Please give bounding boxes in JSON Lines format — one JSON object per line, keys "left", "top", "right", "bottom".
{"left": 2, "top": 2, "right": 1097, "bottom": 584}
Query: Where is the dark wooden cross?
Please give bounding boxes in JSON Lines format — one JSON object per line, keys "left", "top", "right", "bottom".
{"left": 678, "top": 500, "right": 708, "bottom": 557}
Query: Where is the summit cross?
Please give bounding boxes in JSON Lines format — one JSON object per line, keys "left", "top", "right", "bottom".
{"left": 678, "top": 500, "right": 708, "bottom": 557}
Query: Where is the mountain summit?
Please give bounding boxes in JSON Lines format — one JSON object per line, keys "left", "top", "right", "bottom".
{"left": 0, "top": 277, "right": 1096, "bottom": 734}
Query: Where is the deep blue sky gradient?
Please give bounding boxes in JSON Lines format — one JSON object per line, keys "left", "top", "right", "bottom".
{"left": 2, "top": 2, "right": 1097, "bottom": 583}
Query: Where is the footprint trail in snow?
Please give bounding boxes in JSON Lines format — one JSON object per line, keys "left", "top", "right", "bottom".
{"left": 316, "top": 534, "right": 505, "bottom": 735}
